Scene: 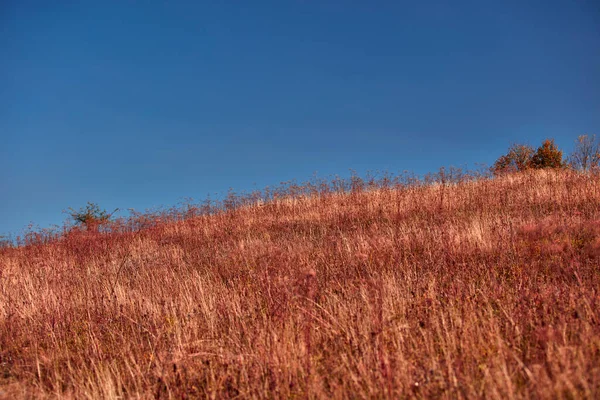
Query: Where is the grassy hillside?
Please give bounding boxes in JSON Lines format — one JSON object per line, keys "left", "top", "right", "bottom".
{"left": 1, "top": 170, "right": 599, "bottom": 399}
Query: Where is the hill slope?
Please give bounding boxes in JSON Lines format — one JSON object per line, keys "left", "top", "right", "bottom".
{"left": 1, "top": 170, "right": 600, "bottom": 398}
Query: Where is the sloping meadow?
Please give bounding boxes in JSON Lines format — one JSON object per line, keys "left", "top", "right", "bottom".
{"left": 1, "top": 170, "right": 599, "bottom": 398}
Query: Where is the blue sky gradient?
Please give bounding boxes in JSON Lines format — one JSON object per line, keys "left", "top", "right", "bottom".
{"left": 2, "top": 0, "right": 599, "bottom": 237}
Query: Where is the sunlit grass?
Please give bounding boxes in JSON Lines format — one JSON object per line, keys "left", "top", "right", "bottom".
{"left": 1, "top": 169, "right": 599, "bottom": 398}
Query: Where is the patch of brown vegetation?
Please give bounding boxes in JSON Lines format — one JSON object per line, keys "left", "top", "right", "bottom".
{"left": 1, "top": 169, "right": 599, "bottom": 398}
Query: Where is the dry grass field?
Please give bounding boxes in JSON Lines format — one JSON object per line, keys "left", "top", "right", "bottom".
{"left": 1, "top": 169, "right": 599, "bottom": 399}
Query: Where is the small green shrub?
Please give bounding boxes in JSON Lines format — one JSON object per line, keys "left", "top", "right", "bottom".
{"left": 67, "top": 202, "right": 116, "bottom": 232}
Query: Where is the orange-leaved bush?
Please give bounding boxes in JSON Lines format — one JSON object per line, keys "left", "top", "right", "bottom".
{"left": 492, "top": 143, "right": 535, "bottom": 175}
{"left": 493, "top": 138, "right": 566, "bottom": 175}
{"left": 530, "top": 138, "right": 566, "bottom": 169}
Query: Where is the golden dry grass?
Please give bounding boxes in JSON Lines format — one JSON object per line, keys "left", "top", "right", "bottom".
{"left": 1, "top": 169, "right": 599, "bottom": 399}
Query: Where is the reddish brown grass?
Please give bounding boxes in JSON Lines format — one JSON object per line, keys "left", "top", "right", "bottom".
{"left": 1, "top": 169, "right": 599, "bottom": 399}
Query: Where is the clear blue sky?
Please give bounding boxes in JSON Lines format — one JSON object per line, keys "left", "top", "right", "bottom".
{"left": 2, "top": 1, "right": 599, "bottom": 237}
